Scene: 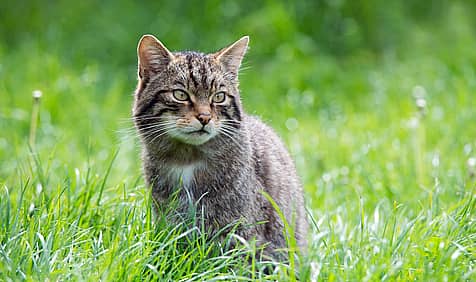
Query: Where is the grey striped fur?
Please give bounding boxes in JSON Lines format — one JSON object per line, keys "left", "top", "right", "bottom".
{"left": 133, "top": 35, "right": 308, "bottom": 258}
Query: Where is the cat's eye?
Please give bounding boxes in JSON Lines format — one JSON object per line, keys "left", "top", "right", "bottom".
{"left": 172, "top": 90, "right": 189, "bottom": 101}
{"left": 212, "top": 92, "right": 226, "bottom": 103}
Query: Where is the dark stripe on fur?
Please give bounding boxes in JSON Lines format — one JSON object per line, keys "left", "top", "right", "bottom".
{"left": 210, "top": 78, "right": 216, "bottom": 90}
{"left": 136, "top": 90, "right": 173, "bottom": 116}
{"left": 229, "top": 97, "right": 242, "bottom": 121}
{"left": 156, "top": 107, "right": 179, "bottom": 117}
{"left": 135, "top": 90, "right": 168, "bottom": 116}
{"left": 200, "top": 63, "right": 208, "bottom": 87}
{"left": 187, "top": 55, "right": 199, "bottom": 89}
{"left": 220, "top": 107, "right": 233, "bottom": 121}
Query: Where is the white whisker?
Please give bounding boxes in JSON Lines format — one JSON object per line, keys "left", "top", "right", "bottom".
{"left": 141, "top": 124, "right": 176, "bottom": 139}
{"left": 137, "top": 122, "right": 175, "bottom": 132}
{"left": 220, "top": 119, "right": 241, "bottom": 124}
{"left": 148, "top": 128, "right": 174, "bottom": 144}
{"left": 218, "top": 126, "right": 242, "bottom": 148}
{"left": 121, "top": 115, "right": 159, "bottom": 122}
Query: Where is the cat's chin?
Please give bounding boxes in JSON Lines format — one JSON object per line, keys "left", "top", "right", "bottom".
{"left": 171, "top": 131, "right": 215, "bottom": 146}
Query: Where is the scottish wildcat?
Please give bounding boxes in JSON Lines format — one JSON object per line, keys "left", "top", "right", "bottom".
{"left": 132, "top": 34, "right": 308, "bottom": 258}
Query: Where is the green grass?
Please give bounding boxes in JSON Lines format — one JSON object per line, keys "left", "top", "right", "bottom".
{"left": 1, "top": 1, "right": 476, "bottom": 281}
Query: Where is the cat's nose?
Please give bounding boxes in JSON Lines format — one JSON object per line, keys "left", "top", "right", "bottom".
{"left": 197, "top": 112, "right": 211, "bottom": 125}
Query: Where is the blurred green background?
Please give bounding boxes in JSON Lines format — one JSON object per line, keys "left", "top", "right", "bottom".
{"left": 1, "top": 0, "right": 476, "bottom": 210}
{"left": 1, "top": 1, "right": 476, "bottom": 280}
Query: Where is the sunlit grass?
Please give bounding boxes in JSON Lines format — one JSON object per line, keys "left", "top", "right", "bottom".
{"left": 1, "top": 6, "right": 476, "bottom": 280}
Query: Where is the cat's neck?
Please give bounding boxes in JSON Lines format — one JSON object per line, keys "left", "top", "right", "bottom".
{"left": 143, "top": 129, "right": 249, "bottom": 166}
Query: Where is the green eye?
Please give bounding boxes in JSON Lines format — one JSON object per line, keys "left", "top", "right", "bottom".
{"left": 172, "top": 90, "right": 189, "bottom": 101}
{"left": 212, "top": 92, "right": 226, "bottom": 103}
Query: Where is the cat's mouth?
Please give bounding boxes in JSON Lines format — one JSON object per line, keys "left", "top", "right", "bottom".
{"left": 188, "top": 129, "right": 210, "bottom": 135}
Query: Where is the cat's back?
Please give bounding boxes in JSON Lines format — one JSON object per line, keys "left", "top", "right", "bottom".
{"left": 244, "top": 114, "right": 301, "bottom": 193}
{"left": 244, "top": 114, "right": 298, "bottom": 178}
{"left": 243, "top": 114, "right": 308, "bottom": 244}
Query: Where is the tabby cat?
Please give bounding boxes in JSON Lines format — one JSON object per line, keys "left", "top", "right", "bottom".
{"left": 132, "top": 34, "right": 308, "bottom": 258}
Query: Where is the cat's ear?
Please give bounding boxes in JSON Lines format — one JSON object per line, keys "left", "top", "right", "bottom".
{"left": 137, "top": 35, "right": 174, "bottom": 79}
{"left": 212, "top": 36, "right": 249, "bottom": 75}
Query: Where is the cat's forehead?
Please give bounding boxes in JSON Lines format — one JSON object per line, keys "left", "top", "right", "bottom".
{"left": 172, "top": 51, "right": 218, "bottom": 71}
{"left": 167, "top": 51, "right": 224, "bottom": 93}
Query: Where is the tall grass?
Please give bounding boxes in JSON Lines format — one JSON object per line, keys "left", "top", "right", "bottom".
{"left": 1, "top": 1, "right": 476, "bottom": 281}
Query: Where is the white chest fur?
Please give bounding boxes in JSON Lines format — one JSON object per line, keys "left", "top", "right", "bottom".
{"left": 169, "top": 164, "right": 198, "bottom": 187}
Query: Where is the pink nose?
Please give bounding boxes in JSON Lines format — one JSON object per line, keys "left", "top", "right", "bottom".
{"left": 197, "top": 112, "right": 211, "bottom": 125}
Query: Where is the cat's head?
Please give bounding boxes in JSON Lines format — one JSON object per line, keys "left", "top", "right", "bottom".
{"left": 133, "top": 35, "right": 248, "bottom": 146}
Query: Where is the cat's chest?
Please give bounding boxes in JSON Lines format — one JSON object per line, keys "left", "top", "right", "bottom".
{"left": 166, "top": 164, "right": 201, "bottom": 187}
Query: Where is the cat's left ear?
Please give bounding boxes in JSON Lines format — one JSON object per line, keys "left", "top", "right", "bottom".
{"left": 212, "top": 36, "right": 249, "bottom": 76}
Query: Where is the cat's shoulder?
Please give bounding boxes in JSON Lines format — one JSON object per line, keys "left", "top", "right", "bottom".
{"left": 243, "top": 114, "right": 272, "bottom": 132}
{"left": 243, "top": 114, "right": 285, "bottom": 145}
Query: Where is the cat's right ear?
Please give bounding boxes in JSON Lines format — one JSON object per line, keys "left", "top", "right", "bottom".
{"left": 212, "top": 36, "right": 249, "bottom": 76}
{"left": 137, "top": 35, "right": 174, "bottom": 80}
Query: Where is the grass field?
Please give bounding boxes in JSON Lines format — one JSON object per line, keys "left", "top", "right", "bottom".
{"left": 1, "top": 1, "right": 476, "bottom": 281}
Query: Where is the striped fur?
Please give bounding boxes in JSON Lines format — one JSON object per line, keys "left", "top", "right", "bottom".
{"left": 133, "top": 35, "right": 308, "bottom": 259}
